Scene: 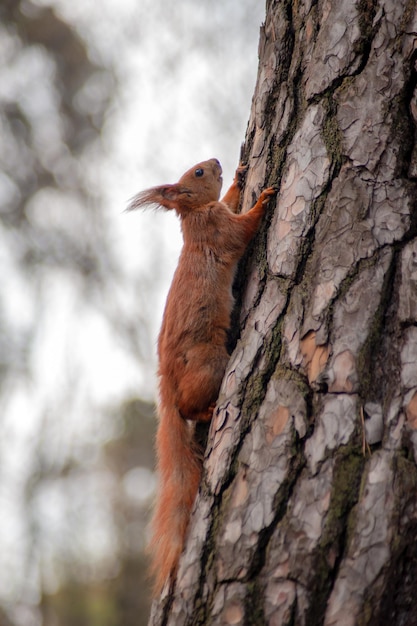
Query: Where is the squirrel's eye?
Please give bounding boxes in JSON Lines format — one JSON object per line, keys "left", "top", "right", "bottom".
{"left": 195, "top": 168, "right": 204, "bottom": 177}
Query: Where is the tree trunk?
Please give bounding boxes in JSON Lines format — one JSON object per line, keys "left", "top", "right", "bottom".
{"left": 149, "top": 1, "right": 417, "bottom": 624}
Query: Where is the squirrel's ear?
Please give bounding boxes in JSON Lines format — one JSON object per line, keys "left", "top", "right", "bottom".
{"left": 126, "top": 184, "right": 179, "bottom": 211}
{"left": 159, "top": 185, "right": 180, "bottom": 209}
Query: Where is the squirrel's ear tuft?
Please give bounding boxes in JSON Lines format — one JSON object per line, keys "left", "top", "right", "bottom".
{"left": 126, "top": 184, "right": 179, "bottom": 211}
{"left": 126, "top": 189, "right": 154, "bottom": 211}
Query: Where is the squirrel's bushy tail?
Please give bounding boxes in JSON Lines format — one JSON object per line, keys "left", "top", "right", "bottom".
{"left": 149, "top": 400, "right": 202, "bottom": 593}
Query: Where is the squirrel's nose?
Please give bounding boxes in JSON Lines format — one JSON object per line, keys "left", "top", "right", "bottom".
{"left": 212, "top": 158, "right": 222, "bottom": 174}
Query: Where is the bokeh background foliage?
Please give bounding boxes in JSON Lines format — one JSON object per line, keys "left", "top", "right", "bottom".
{"left": 0, "top": 1, "right": 263, "bottom": 624}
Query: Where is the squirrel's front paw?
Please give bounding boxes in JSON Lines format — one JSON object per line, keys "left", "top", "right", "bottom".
{"left": 235, "top": 163, "right": 248, "bottom": 188}
{"left": 259, "top": 186, "right": 278, "bottom": 205}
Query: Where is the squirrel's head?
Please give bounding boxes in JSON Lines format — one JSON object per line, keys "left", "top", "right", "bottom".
{"left": 175, "top": 158, "right": 223, "bottom": 211}
{"left": 127, "top": 158, "right": 223, "bottom": 214}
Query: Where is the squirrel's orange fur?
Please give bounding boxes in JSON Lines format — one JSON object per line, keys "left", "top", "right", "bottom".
{"left": 128, "top": 159, "right": 276, "bottom": 593}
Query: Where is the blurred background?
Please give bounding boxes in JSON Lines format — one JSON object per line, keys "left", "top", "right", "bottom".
{"left": 0, "top": 1, "right": 264, "bottom": 624}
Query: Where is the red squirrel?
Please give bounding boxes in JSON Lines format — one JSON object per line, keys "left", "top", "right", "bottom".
{"left": 128, "top": 159, "right": 276, "bottom": 593}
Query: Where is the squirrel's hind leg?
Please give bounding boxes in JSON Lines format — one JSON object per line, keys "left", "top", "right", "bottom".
{"left": 177, "top": 344, "right": 228, "bottom": 422}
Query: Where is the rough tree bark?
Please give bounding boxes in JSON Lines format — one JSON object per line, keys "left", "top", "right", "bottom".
{"left": 149, "top": 1, "right": 417, "bottom": 624}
